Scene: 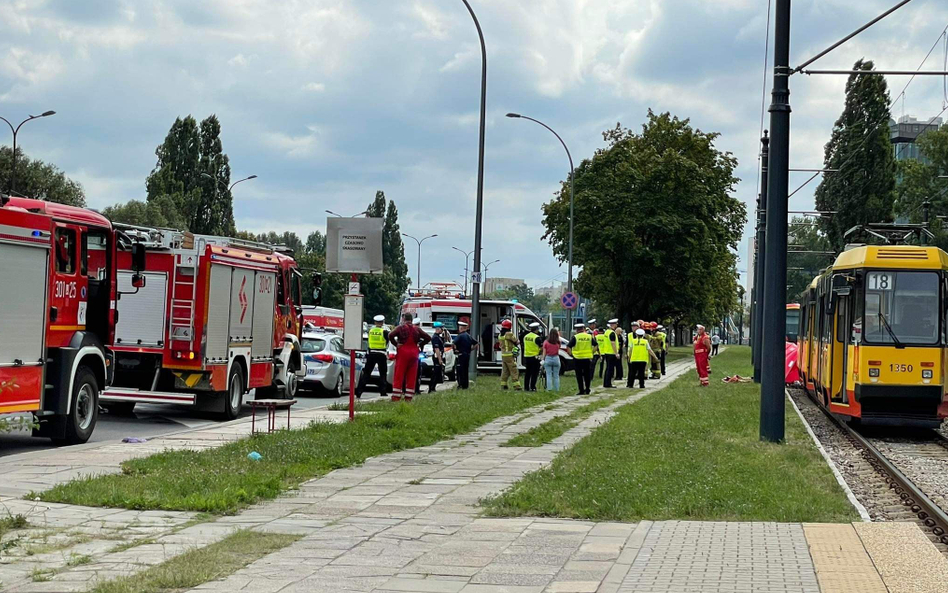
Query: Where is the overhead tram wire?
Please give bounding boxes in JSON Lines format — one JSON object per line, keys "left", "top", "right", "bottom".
{"left": 787, "top": 20, "right": 948, "bottom": 201}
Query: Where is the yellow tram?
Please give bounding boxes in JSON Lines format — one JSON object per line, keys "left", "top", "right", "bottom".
{"left": 798, "top": 245, "right": 948, "bottom": 427}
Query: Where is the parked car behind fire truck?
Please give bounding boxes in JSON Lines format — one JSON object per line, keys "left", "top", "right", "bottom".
{"left": 102, "top": 225, "right": 306, "bottom": 419}
{"left": 0, "top": 196, "right": 131, "bottom": 443}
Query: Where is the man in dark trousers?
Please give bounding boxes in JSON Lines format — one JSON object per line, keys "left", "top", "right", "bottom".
{"left": 568, "top": 321, "right": 594, "bottom": 395}
{"left": 452, "top": 321, "right": 477, "bottom": 389}
{"left": 428, "top": 322, "right": 446, "bottom": 393}
{"left": 521, "top": 321, "right": 544, "bottom": 392}
{"left": 356, "top": 314, "right": 390, "bottom": 398}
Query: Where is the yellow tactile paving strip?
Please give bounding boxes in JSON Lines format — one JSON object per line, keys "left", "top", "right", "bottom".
{"left": 803, "top": 523, "right": 888, "bottom": 593}
{"left": 854, "top": 521, "right": 948, "bottom": 593}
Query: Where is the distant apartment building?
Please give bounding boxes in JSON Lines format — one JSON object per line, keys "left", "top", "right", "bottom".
{"left": 484, "top": 277, "right": 525, "bottom": 294}
{"left": 536, "top": 282, "right": 568, "bottom": 299}
{"left": 890, "top": 115, "right": 943, "bottom": 163}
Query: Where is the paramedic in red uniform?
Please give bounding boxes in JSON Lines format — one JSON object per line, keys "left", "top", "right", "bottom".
{"left": 389, "top": 313, "right": 431, "bottom": 401}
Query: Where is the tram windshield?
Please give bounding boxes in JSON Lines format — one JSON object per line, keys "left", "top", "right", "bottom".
{"left": 862, "top": 271, "right": 940, "bottom": 345}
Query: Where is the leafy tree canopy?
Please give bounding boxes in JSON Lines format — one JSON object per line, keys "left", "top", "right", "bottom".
{"left": 815, "top": 60, "right": 896, "bottom": 250}
{"left": 0, "top": 147, "right": 85, "bottom": 206}
{"left": 541, "top": 110, "right": 745, "bottom": 326}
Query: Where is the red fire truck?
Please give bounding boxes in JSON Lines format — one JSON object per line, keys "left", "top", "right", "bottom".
{"left": 102, "top": 225, "right": 306, "bottom": 419}
{"left": 0, "top": 196, "right": 128, "bottom": 443}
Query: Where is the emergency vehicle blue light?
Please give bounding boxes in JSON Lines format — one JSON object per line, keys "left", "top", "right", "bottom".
{"left": 32, "top": 230, "right": 42, "bottom": 237}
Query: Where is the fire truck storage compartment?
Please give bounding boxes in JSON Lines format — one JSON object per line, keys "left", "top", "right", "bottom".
{"left": 115, "top": 271, "right": 167, "bottom": 347}
{"left": 0, "top": 241, "right": 49, "bottom": 366}
{"left": 206, "top": 264, "right": 277, "bottom": 361}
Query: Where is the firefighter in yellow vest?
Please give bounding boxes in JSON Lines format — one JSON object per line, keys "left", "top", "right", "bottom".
{"left": 522, "top": 322, "right": 543, "bottom": 392}
{"left": 596, "top": 319, "right": 620, "bottom": 388}
{"left": 499, "top": 319, "right": 522, "bottom": 390}
{"left": 656, "top": 324, "right": 668, "bottom": 375}
{"left": 356, "top": 315, "right": 390, "bottom": 398}
{"left": 627, "top": 328, "right": 657, "bottom": 388}
{"left": 568, "top": 321, "right": 594, "bottom": 395}
{"left": 647, "top": 322, "right": 664, "bottom": 379}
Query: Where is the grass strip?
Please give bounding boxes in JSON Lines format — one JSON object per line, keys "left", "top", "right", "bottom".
{"left": 483, "top": 347, "right": 858, "bottom": 523}
{"left": 89, "top": 530, "right": 299, "bottom": 593}
{"left": 503, "top": 395, "right": 622, "bottom": 448}
{"left": 38, "top": 384, "right": 566, "bottom": 515}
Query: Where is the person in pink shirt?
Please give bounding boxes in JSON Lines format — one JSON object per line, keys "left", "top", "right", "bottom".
{"left": 541, "top": 328, "right": 563, "bottom": 391}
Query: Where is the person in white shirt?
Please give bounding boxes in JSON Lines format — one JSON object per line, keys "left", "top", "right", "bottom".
{"left": 710, "top": 333, "right": 721, "bottom": 356}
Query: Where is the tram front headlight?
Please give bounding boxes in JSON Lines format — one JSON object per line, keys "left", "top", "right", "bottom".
{"left": 922, "top": 369, "right": 933, "bottom": 379}
{"left": 868, "top": 368, "right": 880, "bottom": 378}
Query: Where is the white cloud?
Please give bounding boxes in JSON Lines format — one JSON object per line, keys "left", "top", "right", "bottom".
{"left": 302, "top": 82, "right": 326, "bottom": 92}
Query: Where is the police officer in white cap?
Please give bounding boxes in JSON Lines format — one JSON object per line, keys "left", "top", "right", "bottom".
{"left": 598, "top": 319, "right": 621, "bottom": 388}
{"left": 568, "top": 321, "right": 594, "bottom": 395}
{"left": 356, "top": 315, "right": 390, "bottom": 398}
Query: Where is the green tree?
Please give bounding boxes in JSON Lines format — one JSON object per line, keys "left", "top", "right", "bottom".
{"left": 541, "top": 111, "right": 745, "bottom": 326}
{"left": 815, "top": 60, "right": 896, "bottom": 250}
{"left": 145, "top": 115, "right": 236, "bottom": 235}
{"left": 102, "top": 195, "right": 188, "bottom": 229}
{"left": 0, "top": 147, "right": 85, "bottom": 206}
{"left": 786, "top": 217, "right": 834, "bottom": 300}
{"left": 359, "top": 191, "right": 410, "bottom": 322}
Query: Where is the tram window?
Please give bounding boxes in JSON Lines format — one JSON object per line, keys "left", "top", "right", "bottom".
{"left": 836, "top": 299, "right": 846, "bottom": 342}
{"left": 864, "top": 271, "right": 939, "bottom": 345}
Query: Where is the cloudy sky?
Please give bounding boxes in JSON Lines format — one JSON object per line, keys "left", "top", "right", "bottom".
{"left": 3, "top": 0, "right": 948, "bottom": 293}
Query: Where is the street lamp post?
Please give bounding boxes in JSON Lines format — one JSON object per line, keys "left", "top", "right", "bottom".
{"left": 201, "top": 173, "right": 257, "bottom": 232}
{"left": 505, "top": 113, "right": 575, "bottom": 330}
{"left": 481, "top": 258, "right": 499, "bottom": 293}
{"left": 460, "top": 0, "right": 487, "bottom": 382}
{"left": 403, "top": 233, "right": 438, "bottom": 290}
{"left": 452, "top": 247, "right": 475, "bottom": 295}
{"left": 0, "top": 110, "right": 56, "bottom": 198}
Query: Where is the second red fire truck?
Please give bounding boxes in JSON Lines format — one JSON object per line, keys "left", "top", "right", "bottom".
{"left": 103, "top": 225, "right": 306, "bottom": 419}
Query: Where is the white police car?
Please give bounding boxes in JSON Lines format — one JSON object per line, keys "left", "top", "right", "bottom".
{"left": 300, "top": 331, "right": 364, "bottom": 396}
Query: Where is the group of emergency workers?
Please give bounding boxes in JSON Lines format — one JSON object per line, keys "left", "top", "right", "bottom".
{"left": 356, "top": 310, "right": 672, "bottom": 400}
{"left": 565, "top": 319, "right": 668, "bottom": 395}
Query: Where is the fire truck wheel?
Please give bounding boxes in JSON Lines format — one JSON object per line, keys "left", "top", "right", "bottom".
{"left": 59, "top": 366, "right": 99, "bottom": 445}
{"left": 223, "top": 366, "right": 244, "bottom": 420}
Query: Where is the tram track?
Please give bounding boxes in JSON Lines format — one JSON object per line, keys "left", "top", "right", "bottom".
{"left": 791, "top": 386, "right": 948, "bottom": 553}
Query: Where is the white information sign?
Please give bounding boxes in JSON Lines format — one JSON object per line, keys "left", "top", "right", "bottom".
{"left": 326, "top": 218, "right": 384, "bottom": 274}
{"left": 344, "top": 295, "right": 365, "bottom": 350}
{"left": 348, "top": 282, "right": 360, "bottom": 295}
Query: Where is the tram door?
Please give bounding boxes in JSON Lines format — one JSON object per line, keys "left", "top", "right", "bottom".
{"left": 831, "top": 291, "right": 851, "bottom": 404}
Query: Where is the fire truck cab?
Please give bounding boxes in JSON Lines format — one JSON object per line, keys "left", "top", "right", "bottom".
{"left": 1, "top": 196, "right": 119, "bottom": 444}
{"left": 104, "top": 226, "right": 305, "bottom": 419}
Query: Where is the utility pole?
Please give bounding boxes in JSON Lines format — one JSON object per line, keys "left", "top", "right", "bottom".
{"left": 753, "top": 131, "right": 769, "bottom": 383}
{"left": 760, "top": 0, "right": 791, "bottom": 443}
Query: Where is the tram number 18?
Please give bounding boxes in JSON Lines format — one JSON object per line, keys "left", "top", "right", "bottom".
{"left": 867, "top": 272, "right": 892, "bottom": 291}
{"left": 889, "top": 363, "right": 913, "bottom": 373}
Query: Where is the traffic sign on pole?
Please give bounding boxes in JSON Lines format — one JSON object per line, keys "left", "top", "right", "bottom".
{"left": 560, "top": 292, "right": 578, "bottom": 310}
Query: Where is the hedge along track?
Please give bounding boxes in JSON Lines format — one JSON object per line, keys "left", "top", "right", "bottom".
{"left": 805, "top": 389, "right": 948, "bottom": 550}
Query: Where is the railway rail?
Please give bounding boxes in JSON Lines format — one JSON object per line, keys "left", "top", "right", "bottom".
{"left": 804, "top": 387, "right": 948, "bottom": 547}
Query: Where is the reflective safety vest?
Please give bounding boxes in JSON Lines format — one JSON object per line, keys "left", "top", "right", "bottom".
{"left": 572, "top": 332, "right": 593, "bottom": 359}
{"left": 501, "top": 331, "right": 519, "bottom": 357}
{"left": 597, "top": 329, "right": 616, "bottom": 355}
{"left": 656, "top": 331, "right": 667, "bottom": 350}
{"left": 523, "top": 332, "right": 540, "bottom": 357}
{"left": 629, "top": 338, "right": 650, "bottom": 362}
{"left": 368, "top": 326, "right": 387, "bottom": 350}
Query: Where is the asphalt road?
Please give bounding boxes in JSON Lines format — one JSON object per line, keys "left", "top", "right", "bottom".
{"left": 0, "top": 386, "right": 384, "bottom": 458}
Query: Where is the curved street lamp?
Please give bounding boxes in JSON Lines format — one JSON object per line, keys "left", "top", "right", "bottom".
{"left": 460, "top": 0, "right": 487, "bottom": 381}
{"left": 452, "top": 246, "right": 475, "bottom": 295}
{"left": 506, "top": 112, "right": 575, "bottom": 330}
{"left": 0, "top": 110, "right": 56, "bottom": 197}
{"left": 481, "top": 258, "right": 500, "bottom": 291}
{"left": 403, "top": 233, "right": 438, "bottom": 290}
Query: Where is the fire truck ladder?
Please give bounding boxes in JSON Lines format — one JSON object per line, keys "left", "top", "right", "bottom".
{"left": 170, "top": 253, "right": 197, "bottom": 345}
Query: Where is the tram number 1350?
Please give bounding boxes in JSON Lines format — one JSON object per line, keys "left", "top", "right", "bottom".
{"left": 889, "top": 364, "right": 914, "bottom": 373}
